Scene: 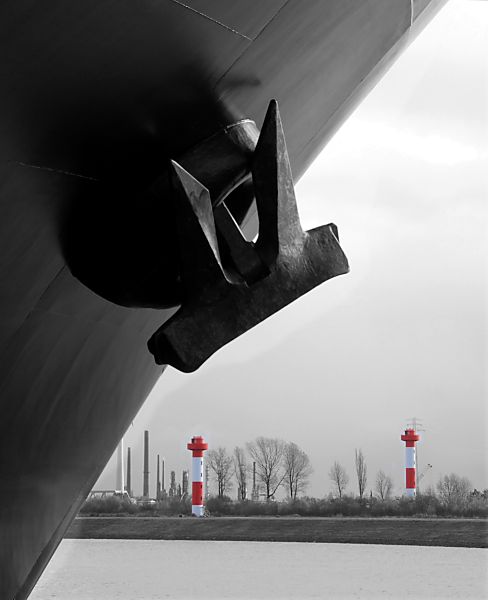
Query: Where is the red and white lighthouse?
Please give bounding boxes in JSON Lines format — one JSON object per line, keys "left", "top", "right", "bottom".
{"left": 401, "top": 428, "right": 420, "bottom": 497}
{"left": 187, "top": 435, "right": 208, "bottom": 517}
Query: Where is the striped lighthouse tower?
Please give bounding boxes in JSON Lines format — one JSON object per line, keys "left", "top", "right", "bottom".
{"left": 401, "top": 428, "right": 420, "bottom": 497}
{"left": 187, "top": 436, "right": 208, "bottom": 517}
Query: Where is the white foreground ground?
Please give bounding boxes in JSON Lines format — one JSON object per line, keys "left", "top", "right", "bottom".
{"left": 31, "top": 539, "right": 487, "bottom": 599}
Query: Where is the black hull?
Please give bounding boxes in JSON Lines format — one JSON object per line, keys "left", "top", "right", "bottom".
{"left": 0, "top": 1, "right": 446, "bottom": 597}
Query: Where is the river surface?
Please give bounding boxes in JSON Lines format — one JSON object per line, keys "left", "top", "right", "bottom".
{"left": 31, "top": 540, "right": 487, "bottom": 599}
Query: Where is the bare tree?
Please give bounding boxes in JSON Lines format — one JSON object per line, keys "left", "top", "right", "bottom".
{"left": 207, "top": 447, "right": 233, "bottom": 498}
{"left": 355, "top": 449, "right": 368, "bottom": 501}
{"left": 247, "top": 437, "right": 285, "bottom": 501}
{"left": 233, "top": 446, "right": 248, "bottom": 501}
{"left": 437, "top": 473, "right": 471, "bottom": 508}
{"left": 283, "top": 442, "right": 313, "bottom": 500}
{"left": 329, "top": 461, "right": 349, "bottom": 499}
{"left": 375, "top": 470, "right": 393, "bottom": 501}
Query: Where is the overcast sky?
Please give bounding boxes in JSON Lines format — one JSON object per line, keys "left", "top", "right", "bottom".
{"left": 97, "top": 1, "right": 487, "bottom": 498}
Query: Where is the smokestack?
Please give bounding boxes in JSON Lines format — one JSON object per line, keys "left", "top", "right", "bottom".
{"left": 115, "top": 439, "right": 124, "bottom": 493}
{"left": 126, "top": 447, "right": 132, "bottom": 497}
{"left": 156, "top": 454, "right": 161, "bottom": 501}
{"left": 143, "top": 430, "right": 149, "bottom": 498}
{"left": 162, "top": 459, "right": 165, "bottom": 496}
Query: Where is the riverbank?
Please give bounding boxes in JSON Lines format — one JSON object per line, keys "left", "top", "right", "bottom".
{"left": 66, "top": 516, "right": 487, "bottom": 548}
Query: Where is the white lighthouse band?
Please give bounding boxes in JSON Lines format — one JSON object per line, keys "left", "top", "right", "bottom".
{"left": 405, "top": 446, "right": 416, "bottom": 469}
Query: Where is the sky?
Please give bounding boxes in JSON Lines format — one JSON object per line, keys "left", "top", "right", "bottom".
{"left": 97, "top": 0, "right": 487, "bottom": 499}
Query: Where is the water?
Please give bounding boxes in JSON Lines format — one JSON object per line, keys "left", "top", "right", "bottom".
{"left": 31, "top": 540, "right": 487, "bottom": 599}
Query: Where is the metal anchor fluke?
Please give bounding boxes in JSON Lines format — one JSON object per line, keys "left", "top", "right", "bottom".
{"left": 148, "top": 100, "right": 349, "bottom": 372}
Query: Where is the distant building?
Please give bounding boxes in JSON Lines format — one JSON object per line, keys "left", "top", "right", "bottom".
{"left": 169, "top": 470, "right": 177, "bottom": 497}
{"left": 182, "top": 470, "right": 189, "bottom": 498}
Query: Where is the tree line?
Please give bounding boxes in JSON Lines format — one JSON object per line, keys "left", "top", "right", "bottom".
{"left": 207, "top": 441, "right": 384, "bottom": 502}
{"left": 328, "top": 449, "right": 391, "bottom": 502}
{"left": 79, "top": 437, "right": 487, "bottom": 517}
{"left": 206, "top": 437, "right": 313, "bottom": 501}
{"left": 206, "top": 439, "right": 485, "bottom": 513}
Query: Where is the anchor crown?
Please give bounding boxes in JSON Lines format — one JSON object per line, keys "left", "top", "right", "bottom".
{"left": 148, "top": 100, "right": 349, "bottom": 372}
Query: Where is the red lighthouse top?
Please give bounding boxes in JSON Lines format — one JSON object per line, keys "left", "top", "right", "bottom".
{"left": 187, "top": 436, "right": 208, "bottom": 454}
{"left": 401, "top": 428, "right": 420, "bottom": 443}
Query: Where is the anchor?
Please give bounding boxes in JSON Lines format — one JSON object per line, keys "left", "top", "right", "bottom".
{"left": 148, "top": 100, "right": 349, "bottom": 372}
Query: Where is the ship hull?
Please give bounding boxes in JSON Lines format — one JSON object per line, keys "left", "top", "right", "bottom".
{"left": 0, "top": 1, "right": 446, "bottom": 597}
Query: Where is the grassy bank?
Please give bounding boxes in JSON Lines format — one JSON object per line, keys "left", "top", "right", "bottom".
{"left": 67, "top": 516, "right": 487, "bottom": 548}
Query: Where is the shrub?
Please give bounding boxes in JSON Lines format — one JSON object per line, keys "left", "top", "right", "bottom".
{"left": 79, "top": 490, "right": 488, "bottom": 518}
{"left": 80, "top": 495, "right": 137, "bottom": 515}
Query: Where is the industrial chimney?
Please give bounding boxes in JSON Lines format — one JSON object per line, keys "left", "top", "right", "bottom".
{"left": 115, "top": 438, "right": 124, "bottom": 494}
{"left": 156, "top": 454, "right": 161, "bottom": 501}
{"left": 143, "top": 430, "right": 149, "bottom": 498}
{"left": 126, "top": 446, "right": 132, "bottom": 497}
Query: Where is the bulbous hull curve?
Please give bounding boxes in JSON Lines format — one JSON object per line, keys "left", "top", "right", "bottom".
{"left": 0, "top": 1, "right": 447, "bottom": 597}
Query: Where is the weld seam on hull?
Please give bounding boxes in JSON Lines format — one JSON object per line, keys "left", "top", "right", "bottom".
{"left": 168, "top": 0, "right": 252, "bottom": 40}
{"left": 8, "top": 161, "right": 98, "bottom": 182}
